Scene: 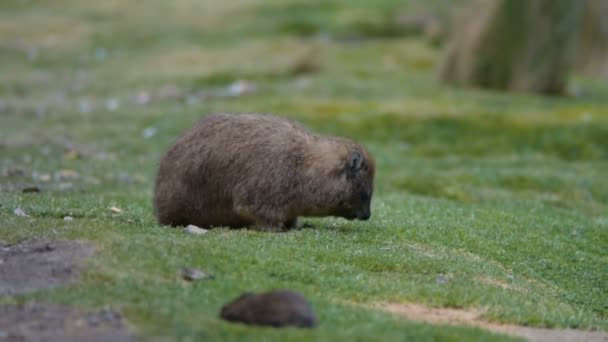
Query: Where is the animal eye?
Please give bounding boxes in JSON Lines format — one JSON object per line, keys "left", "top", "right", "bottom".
{"left": 350, "top": 151, "right": 362, "bottom": 172}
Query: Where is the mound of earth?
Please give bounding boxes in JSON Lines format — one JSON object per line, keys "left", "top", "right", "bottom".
{"left": 0, "top": 239, "right": 94, "bottom": 295}
{"left": 0, "top": 303, "right": 133, "bottom": 342}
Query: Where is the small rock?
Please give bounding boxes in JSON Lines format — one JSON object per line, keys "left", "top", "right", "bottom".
{"left": 37, "top": 173, "right": 52, "bottom": 182}
{"left": 225, "top": 80, "right": 256, "bottom": 97}
{"left": 109, "top": 206, "right": 123, "bottom": 214}
{"left": 184, "top": 225, "right": 208, "bottom": 235}
{"left": 87, "top": 314, "right": 100, "bottom": 327}
{"left": 55, "top": 169, "right": 79, "bottom": 181}
{"left": 63, "top": 216, "right": 74, "bottom": 221}
{"left": 181, "top": 267, "right": 213, "bottom": 281}
{"left": 135, "top": 91, "right": 151, "bottom": 105}
{"left": 95, "top": 47, "right": 107, "bottom": 61}
{"left": 142, "top": 127, "right": 157, "bottom": 139}
{"left": 14, "top": 208, "right": 28, "bottom": 217}
{"left": 22, "top": 186, "right": 41, "bottom": 193}
{"left": 105, "top": 98, "right": 120, "bottom": 112}
{"left": 294, "top": 77, "right": 312, "bottom": 89}
{"left": 220, "top": 290, "right": 317, "bottom": 328}
{"left": 436, "top": 274, "right": 448, "bottom": 285}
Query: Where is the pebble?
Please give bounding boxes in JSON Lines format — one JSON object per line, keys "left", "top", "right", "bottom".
{"left": 22, "top": 186, "right": 41, "bottom": 193}
{"left": 37, "top": 173, "right": 52, "bottom": 182}
{"left": 14, "top": 208, "right": 27, "bottom": 217}
{"left": 225, "top": 80, "right": 256, "bottom": 97}
{"left": 181, "top": 267, "right": 213, "bottom": 281}
{"left": 436, "top": 274, "right": 448, "bottom": 285}
{"left": 135, "top": 91, "right": 151, "bottom": 105}
{"left": 95, "top": 47, "right": 107, "bottom": 61}
{"left": 105, "top": 98, "right": 120, "bottom": 112}
{"left": 142, "top": 127, "right": 157, "bottom": 139}
{"left": 184, "top": 225, "right": 208, "bottom": 235}
{"left": 109, "top": 206, "right": 123, "bottom": 214}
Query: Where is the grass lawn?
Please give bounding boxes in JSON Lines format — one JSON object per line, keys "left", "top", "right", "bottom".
{"left": 1, "top": 0, "right": 607, "bottom": 340}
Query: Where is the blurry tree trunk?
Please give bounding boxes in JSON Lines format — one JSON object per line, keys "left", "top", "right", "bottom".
{"left": 575, "top": 0, "right": 608, "bottom": 77}
{"left": 438, "top": 0, "right": 583, "bottom": 95}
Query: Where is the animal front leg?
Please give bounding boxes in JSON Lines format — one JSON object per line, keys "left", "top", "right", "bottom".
{"left": 283, "top": 217, "right": 298, "bottom": 230}
{"left": 235, "top": 204, "right": 287, "bottom": 232}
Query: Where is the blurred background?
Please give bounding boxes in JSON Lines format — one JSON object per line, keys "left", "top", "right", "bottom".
{"left": 2, "top": 0, "right": 607, "bottom": 198}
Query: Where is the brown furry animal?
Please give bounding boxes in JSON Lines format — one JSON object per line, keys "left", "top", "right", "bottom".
{"left": 219, "top": 290, "right": 317, "bottom": 328}
{"left": 154, "top": 113, "right": 375, "bottom": 231}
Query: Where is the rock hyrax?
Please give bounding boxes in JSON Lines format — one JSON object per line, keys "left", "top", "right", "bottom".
{"left": 154, "top": 113, "right": 375, "bottom": 231}
{"left": 219, "top": 290, "right": 317, "bottom": 328}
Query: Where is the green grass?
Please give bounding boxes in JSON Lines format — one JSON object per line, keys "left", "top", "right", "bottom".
{"left": 1, "top": 0, "right": 607, "bottom": 341}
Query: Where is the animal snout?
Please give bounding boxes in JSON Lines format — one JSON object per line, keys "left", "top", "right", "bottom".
{"left": 357, "top": 207, "right": 371, "bottom": 220}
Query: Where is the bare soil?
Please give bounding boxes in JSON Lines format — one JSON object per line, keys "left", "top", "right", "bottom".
{"left": 0, "top": 303, "right": 133, "bottom": 342}
{"left": 0, "top": 239, "right": 134, "bottom": 341}
{"left": 0, "top": 239, "right": 94, "bottom": 295}
{"left": 382, "top": 303, "right": 608, "bottom": 342}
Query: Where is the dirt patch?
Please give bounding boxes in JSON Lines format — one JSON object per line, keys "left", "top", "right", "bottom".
{"left": 0, "top": 239, "right": 94, "bottom": 295}
{"left": 0, "top": 303, "right": 133, "bottom": 342}
{"left": 382, "top": 303, "right": 608, "bottom": 342}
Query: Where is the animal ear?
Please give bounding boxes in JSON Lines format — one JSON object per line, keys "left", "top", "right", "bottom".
{"left": 350, "top": 151, "right": 363, "bottom": 172}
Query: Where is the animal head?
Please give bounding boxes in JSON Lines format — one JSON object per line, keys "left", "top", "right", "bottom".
{"left": 338, "top": 148, "right": 375, "bottom": 220}
{"left": 306, "top": 140, "right": 375, "bottom": 221}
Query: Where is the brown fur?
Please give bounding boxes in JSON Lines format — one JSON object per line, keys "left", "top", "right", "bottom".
{"left": 154, "top": 113, "right": 375, "bottom": 231}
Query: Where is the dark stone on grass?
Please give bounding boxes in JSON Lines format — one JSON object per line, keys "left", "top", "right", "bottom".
{"left": 0, "top": 239, "right": 94, "bottom": 295}
{"left": 220, "top": 290, "right": 317, "bottom": 328}
{"left": 0, "top": 303, "right": 133, "bottom": 342}
{"left": 22, "top": 185, "right": 41, "bottom": 193}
